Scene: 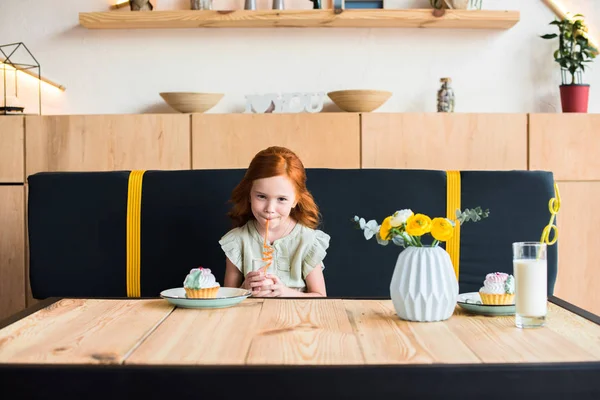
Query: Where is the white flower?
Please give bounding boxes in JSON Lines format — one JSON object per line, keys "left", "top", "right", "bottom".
{"left": 390, "top": 209, "right": 413, "bottom": 227}
{"left": 363, "top": 220, "right": 379, "bottom": 240}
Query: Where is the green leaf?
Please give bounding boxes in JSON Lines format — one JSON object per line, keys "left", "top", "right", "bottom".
{"left": 541, "top": 33, "right": 558, "bottom": 39}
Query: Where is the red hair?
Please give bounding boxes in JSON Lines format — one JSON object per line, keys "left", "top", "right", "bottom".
{"left": 228, "top": 146, "right": 320, "bottom": 229}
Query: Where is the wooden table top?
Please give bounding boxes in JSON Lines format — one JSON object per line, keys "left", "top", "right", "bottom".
{"left": 0, "top": 298, "right": 599, "bottom": 366}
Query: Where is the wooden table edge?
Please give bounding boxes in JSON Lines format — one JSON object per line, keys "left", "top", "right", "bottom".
{"left": 0, "top": 362, "right": 600, "bottom": 400}
{"left": 549, "top": 295, "right": 600, "bottom": 325}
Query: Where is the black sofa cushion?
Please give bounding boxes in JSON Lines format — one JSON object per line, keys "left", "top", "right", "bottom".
{"left": 28, "top": 169, "right": 557, "bottom": 298}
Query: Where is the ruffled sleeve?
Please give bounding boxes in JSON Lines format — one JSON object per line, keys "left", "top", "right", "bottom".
{"left": 219, "top": 228, "right": 243, "bottom": 272}
{"left": 302, "top": 230, "right": 330, "bottom": 279}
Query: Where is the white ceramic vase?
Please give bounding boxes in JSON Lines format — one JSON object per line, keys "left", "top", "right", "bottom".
{"left": 390, "top": 246, "right": 459, "bottom": 322}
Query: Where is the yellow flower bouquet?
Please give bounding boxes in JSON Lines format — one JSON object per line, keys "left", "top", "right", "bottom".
{"left": 354, "top": 207, "right": 489, "bottom": 248}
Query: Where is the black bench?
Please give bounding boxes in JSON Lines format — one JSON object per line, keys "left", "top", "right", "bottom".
{"left": 28, "top": 169, "right": 557, "bottom": 298}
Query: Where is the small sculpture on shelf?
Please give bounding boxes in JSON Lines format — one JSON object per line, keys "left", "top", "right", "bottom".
{"left": 309, "top": 0, "right": 322, "bottom": 9}
{"left": 437, "top": 77, "right": 455, "bottom": 113}
{"left": 244, "top": 93, "right": 325, "bottom": 114}
{"left": 129, "top": 0, "right": 154, "bottom": 11}
{"left": 430, "top": 0, "right": 482, "bottom": 9}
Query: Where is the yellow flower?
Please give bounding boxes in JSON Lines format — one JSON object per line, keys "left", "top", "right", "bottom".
{"left": 405, "top": 214, "right": 432, "bottom": 236}
{"left": 431, "top": 218, "right": 454, "bottom": 242}
{"left": 379, "top": 216, "right": 393, "bottom": 240}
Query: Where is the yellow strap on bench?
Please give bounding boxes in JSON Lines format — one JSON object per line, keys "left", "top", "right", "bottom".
{"left": 127, "top": 170, "right": 146, "bottom": 297}
{"left": 446, "top": 171, "right": 461, "bottom": 279}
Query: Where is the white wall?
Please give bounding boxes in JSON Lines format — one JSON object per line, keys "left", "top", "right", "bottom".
{"left": 0, "top": 0, "right": 598, "bottom": 115}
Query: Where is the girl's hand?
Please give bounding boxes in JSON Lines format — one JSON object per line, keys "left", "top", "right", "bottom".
{"left": 251, "top": 277, "right": 275, "bottom": 297}
{"left": 243, "top": 271, "right": 275, "bottom": 297}
{"left": 263, "top": 274, "right": 295, "bottom": 297}
{"left": 241, "top": 271, "right": 267, "bottom": 291}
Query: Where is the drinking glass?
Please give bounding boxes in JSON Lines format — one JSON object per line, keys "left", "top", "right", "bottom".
{"left": 513, "top": 242, "right": 547, "bottom": 328}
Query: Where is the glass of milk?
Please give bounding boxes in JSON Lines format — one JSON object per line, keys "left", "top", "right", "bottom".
{"left": 513, "top": 242, "right": 547, "bottom": 328}
{"left": 252, "top": 258, "right": 269, "bottom": 274}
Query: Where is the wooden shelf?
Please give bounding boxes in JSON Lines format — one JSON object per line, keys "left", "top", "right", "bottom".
{"left": 79, "top": 9, "right": 520, "bottom": 29}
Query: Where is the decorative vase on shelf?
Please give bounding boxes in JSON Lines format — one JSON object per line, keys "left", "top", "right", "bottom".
{"left": 390, "top": 246, "right": 458, "bottom": 322}
{"left": 191, "top": 0, "right": 212, "bottom": 9}
{"left": 437, "top": 77, "right": 455, "bottom": 112}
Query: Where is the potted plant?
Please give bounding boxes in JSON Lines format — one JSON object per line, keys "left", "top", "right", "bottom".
{"left": 541, "top": 13, "right": 597, "bottom": 113}
{"left": 353, "top": 207, "right": 489, "bottom": 322}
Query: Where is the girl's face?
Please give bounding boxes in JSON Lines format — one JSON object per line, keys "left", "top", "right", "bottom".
{"left": 250, "top": 175, "right": 297, "bottom": 229}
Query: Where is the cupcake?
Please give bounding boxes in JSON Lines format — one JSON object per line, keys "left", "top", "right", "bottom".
{"left": 183, "top": 267, "right": 220, "bottom": 298}
{"left": 479, "top": 272, "right": 515, "bottom": 305}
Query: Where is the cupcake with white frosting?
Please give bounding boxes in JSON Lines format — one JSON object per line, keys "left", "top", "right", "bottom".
{"left": 479, "top": 272, "right": 515, "bottom": 305}
{"left": 183, "top": 267, "right": 220, "bottom": 298}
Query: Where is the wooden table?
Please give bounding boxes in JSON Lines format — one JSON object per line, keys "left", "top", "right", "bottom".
{"left": 1, "top": 297, "right": 599, "bottom": 399}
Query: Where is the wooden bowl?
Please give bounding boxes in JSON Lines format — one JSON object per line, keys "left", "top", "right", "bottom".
{"left": 159, "top": 92, "right": 224, "bottom": 113}
{"left": 327, "top": 90, "right": 392, "bottom": 112}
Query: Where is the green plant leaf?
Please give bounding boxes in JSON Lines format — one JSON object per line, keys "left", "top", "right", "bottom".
{"left": 541, "top": 33, "right": 558, "bottom": 39}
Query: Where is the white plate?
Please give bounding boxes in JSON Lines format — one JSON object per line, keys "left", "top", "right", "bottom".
{"left": 457, "top": 292, "right": 515, "bottom": 316}
{"left": 160, "top": 287, "right": 252, "bottom": 309}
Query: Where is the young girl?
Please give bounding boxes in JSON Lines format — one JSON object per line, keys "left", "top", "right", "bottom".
{"left": 219, "top": 146, "right": 329, "bottom": 297}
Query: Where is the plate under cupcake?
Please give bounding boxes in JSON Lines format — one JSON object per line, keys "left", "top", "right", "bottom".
{"left": 160, "top": 287, "right": 252, "bottom": 309}
{"left": 457, "top": 292, "right": 516, "bottom": 316}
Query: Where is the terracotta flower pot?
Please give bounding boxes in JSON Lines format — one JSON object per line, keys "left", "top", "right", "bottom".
{"left": 559, "top": 84, "right": 590, "bottom": 113}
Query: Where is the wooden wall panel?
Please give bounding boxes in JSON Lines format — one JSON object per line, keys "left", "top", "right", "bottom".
{"left": 25, "top": 115, "right": 191, "bottom": 176}
{"left": 362, "top": 113, "right": 527, "bottom": 170}
{"left": 530, "top": 114, "right": 600, "bottom": 180}
{"left": 192, "top": 114, "right": 360, "bottom": 169}
{"left": 554, "top": 181, "right": 600, "bottom": 315}
{"left": 0, "top": 186, "right": 25, "bottom": 320}
{"left": 0, "top": 116, "right": 24, "bottom": 182}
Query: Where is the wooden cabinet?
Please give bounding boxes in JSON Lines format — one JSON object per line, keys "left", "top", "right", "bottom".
{"left": 530, "top": 114, "right": 600, "bottom": 314}
{"left": 25, "top": 115, "right": 191, "bottom": 176}
{"left": 0, "top": 186, "right": 25, "bottom": 320}
{"left": 0, "top": 116, "right": 24, "bottom": 183}
{"left": 553, "top": 182, "right": 600, "bottom": 315}
{"left": 361, "top": 113, "right": 527, "bottom": 170}
{"left": 529, "top": 114, "right": 600, "bottom": 180}
{"left": 192, "top": 114, "right": 360, "bottom": 169}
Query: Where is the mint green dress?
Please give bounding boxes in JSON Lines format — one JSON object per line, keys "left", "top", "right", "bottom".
{"left": 219, "top": 221, "right": 330, "bottom": 292}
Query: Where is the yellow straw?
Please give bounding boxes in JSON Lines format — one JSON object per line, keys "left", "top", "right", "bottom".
{"left": 540, "top": 183, "right": 560, "bottom": 246}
